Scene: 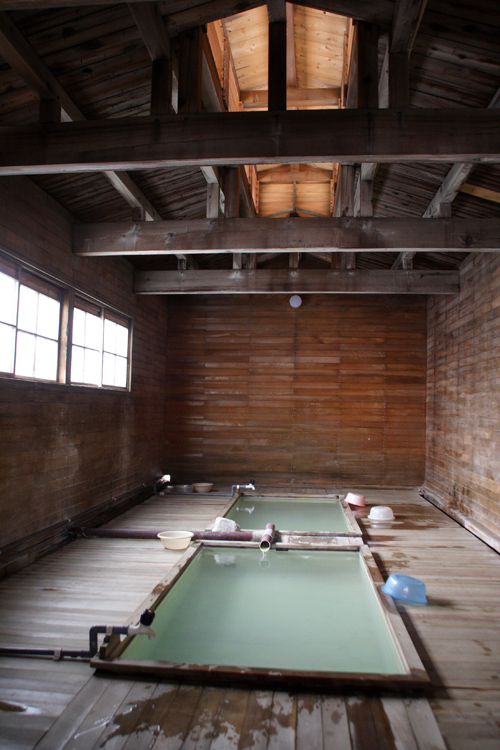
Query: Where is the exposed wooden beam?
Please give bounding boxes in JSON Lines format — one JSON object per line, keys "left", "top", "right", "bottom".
{"left": 240, "top": 88, "right": 341, "bottom": 109}
{"left": 389, "top": 51, "right": 409, "bottom": 107}
{"left": 359, "top": 1, "right": 427, "bottom": 202}
{"left": 73, "top": 217, "right": 500, "bottom": 256}
{"left": 422, "top": 86, "right": 500, "bottom": 219}
{"left": 206, "top": 182, "right": 220, "bottom": 219}
{"left": 422, "top": 164, "right": 475, "bottom": 219}
{"left": 267, "top": 0, "right": 287, "bottom": 110}
{"left": 357, "top": 22, "right": 379, "bottom": 108}
{"left": 239, "top": 167, "right": 258, "bottom": 218}
{"left": 128, "top": 3, "right": 173, "bottom": 116}
{"left": 286, "top": 2, "right": 297, "bottom": 89}
{"left": 390, "top": 0, "right": 428, "bottom": 55}
{"left": 133, "top": 268, "right": 459, "bottom": 295}
{"left": 0, "top": 1, "right": 396, "bottom": 29}
{"left": 5, "top": 110, "right": 499, "bottom": 176}
{"left": 258, "top": 165, "right": 333, "bottom": 183}
{"left": 0, "top": 10, "right": 163, "bottom": 224}
{"left": 460, "top": 183, "right": 500, "bottom": 205}
{"left": 128, "top": 2, "right": 171, "bottom": 59}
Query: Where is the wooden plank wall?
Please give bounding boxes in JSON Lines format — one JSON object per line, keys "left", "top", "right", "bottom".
{"left": 0, "top": 177, "right": 169, "bottom": 553}
{"left": 165, "top": 294, "right": 426, "bottom": 487}
{"left": 426, "top": 252, "right": 500, "bottom": 537}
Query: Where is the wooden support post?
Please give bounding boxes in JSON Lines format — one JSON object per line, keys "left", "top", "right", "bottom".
{"left": 289, "top": 252, "right": 300, "bottom": 268}
{"left": 436, "top": 202, "right": 452, "bottom": 218}
{"left": 206, "top": 182, "right": 220, "bottom": 219}
{"left": 39, "top": 98, "right": 61, "bottom": 123}
{"left": 343, "top": 252, "right": 356, "bottom": 269}
{"left": 357, "top": 22, "right": 379, "bottom": 108}
{"left": 267, "top": 0, "right": 287, "bottom": 111}
{"left": 360, "top": 178, "right": 374, "bottom": 217}
{"left": 225, "top": 166, "right": 241, "bottom": 269}
{"left": 268, "top": 21, "right": 287, "bottom": 110}
{"left": 224, "top": 167, "right": 240, "bottom": 219}
{"left": 178, "top": 27, "right": 203, "bottom": 114}
{"left": 340, "top": 164, "right": 355, "bottom": 217}
{"left": 131, "top": 206, "right": 145, "bottom": 221}
{"left": 402, "top": 252, "right": 414, "bottom": 269}
{"left": 151, "top": 57, "right": 173, "bottom": 115}
{"left": 389, "top": 51, "right": 409, "bottom": 107}
{"left": 246, "top": 253, "right": 257, "bottom": 269}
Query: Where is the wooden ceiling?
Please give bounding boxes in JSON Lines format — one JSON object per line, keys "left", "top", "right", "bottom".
{"left": 0, "top": 0, "right": 499, "bottom": 291}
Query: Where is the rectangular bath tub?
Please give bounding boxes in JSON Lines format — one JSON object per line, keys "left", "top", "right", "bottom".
{"left": 221, "top": 494, "right": 361, "bottom": 535}
{"left": 93, "top": 541, "right": 429, "bottom": 693}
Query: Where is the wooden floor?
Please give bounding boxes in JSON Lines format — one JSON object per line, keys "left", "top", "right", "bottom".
{"left": 0, "top": 488, "right": 499, "bottom": 749}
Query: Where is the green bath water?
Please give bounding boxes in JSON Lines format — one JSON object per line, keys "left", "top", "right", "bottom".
{"left": 224, "top": 495, "right": 351, "bottom": 532}
{"left": 122, "top": 548, "right": 405, "bottom": 675}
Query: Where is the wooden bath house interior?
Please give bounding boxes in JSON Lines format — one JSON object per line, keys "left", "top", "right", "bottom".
{"left": 0, "top": 0, "right": 499, "bottom": 747}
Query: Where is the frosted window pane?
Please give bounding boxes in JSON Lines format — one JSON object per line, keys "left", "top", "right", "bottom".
{"left": 103, "top": 319, "right": 117, "bottom": 354}
{"left": 115, "top": 356, "right": 128, "bottom": 387}
{"left": 15, "top": 330, "right": 36, "bottom": 377}
{"left": 0, "top": 323, "right": 15, "bottom": 372}
{"left": 115, "top": 323, "right": 129, "bottom": 357}
{"left": 73, "top": 308, "right": 85, "bottom": 346}
{"left": 85, "top": 312, "right": 102, "bottom": 350}
{"left": 18, "top": 286, "right": 38, "bottom": 334}
{"left": 34, "top": 337, "right": 58, "bottom": 381}
{"left": 102, "top": 351, "right": 115, "bottom": 385}
{"left": 71, "top": 345, "right": 84, "bottom": 383}
{"left": 37, "top": 294, "right": 60, "bottom": 340}
{"left": 84, "top": 347, "right": 101, "bottom": 385}
{"left": 0, "top": 273, "right": 18, "bottom": 325}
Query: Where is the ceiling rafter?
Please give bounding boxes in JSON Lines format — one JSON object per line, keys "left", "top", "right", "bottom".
{"left": 0, "top": 11, "right": 162, "bottom": 222}
{"left": 392, "top": 84, "right": 500, "bottom": 270}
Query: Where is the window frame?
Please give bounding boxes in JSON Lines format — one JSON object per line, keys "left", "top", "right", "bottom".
{"left": 0, "top": 255, "right": 132, "bottom": 391}
{"left": 69, "top": 296, "right": 132, "bottom": 390}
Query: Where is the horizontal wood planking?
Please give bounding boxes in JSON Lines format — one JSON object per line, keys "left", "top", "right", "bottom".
{"left": 0, "top": 176, "right": 169, "bottom": 551}
{"left": 164, "top": 294, "right": 426, "bottom": 485}
{"left": 426, "top": 251, "right": 500, "bottom": 538}
{"left": 2, "top": 109, "right": 500, "bottom": 175}
{"left": 2, "top": 488, "right": 500, "bottom": 749}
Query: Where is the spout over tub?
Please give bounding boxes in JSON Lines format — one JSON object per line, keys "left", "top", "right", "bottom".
{"left": 259, "top": 523, "right": 275, "bottom": 551}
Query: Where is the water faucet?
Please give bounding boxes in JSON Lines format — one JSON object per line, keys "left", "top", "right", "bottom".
{"left": 231, "top": 479, "right": 256, "bottom": 494}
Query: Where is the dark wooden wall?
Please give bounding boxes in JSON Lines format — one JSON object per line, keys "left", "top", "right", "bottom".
{"left": 165, "top": 294, "right": 426, "bottom": 488}
{"left": 0, "top": 177, "right": 169, "bottom": 551}
{"left": 426, "top": 253, "right": 500, "bottom": 537}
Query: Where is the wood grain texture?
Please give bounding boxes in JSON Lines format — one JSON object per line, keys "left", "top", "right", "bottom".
{"left": 1, "top": 488, "right": 499, "bottom": 749}
{"left": 2, "top": 109, "right": 500, "bottom": 175}
{"left": 164, "top": 294, "right": 426, "bottom": 486}
{"left": 133, "top": 268, "right": 459, "bottom": 295}
{"left": 0, "top": 176, "right": 169, "bottom": 550}
{"left": 426, "top": 251, "right": 500, "bottom": 538}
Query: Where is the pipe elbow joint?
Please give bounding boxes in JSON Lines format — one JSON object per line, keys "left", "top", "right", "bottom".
{"left": 128, "top": 623, "right": 156, "bottom": 640}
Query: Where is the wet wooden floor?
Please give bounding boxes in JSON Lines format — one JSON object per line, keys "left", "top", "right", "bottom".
{"left": 0, "top": 487, "right": 499, "bottom": 749}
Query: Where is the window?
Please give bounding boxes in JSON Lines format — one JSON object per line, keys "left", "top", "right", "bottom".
{"left": 71, "top": 301, "right": 130, "bottom": 388}
{"left": 0, "top": 269, "right": 61, "bottom": 382}
{"left": 0, "top": 259, "right": 131, "bottom": 390}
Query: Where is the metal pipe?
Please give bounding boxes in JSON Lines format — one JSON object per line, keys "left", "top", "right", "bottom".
{"left": 72, "top": 527, "right": 271, "bottom": 543}
{"left": 0, "top": 610, "right": 155, "bottom": 661}
{"left": 193, "top": 530, "right": 257, "bottom": 542}
{"left": 72, "top": 527, "right": 158, "bottom": 539}
{"left": 259, "top": 523, "right": 275, "bottom": 551}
